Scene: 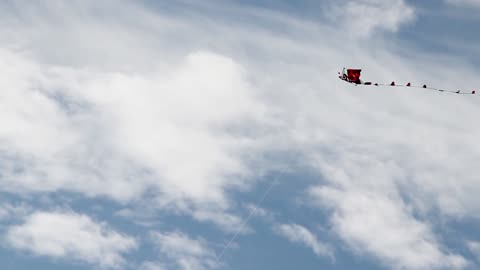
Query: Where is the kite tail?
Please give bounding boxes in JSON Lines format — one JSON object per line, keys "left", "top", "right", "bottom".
{"left": 339, "top": 69, "right": 477, "bottom": 95}
{"left": 367, "top": 82, "right": 477, "bottom": 95}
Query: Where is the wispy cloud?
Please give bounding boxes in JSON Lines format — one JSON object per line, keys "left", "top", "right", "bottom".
{"left": 151, "top": 231, "right": 219, "bottom": 270}
{"left": 468, "top": 241, "right": 480, "bottom": 262}
{"left": 324, "top": 0, "right": 415, "bottom": 38}
{"left": 275, "top": 223, "right": 333, "bottom": 258}
{"left": 139, "top": 261, "right": 166, "bottom": 270}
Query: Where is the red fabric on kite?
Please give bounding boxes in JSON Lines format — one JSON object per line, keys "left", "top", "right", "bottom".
{"left": 347, "top": 69, "right": 362, "bottom": 84}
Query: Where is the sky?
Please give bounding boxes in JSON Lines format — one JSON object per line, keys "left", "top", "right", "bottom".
{"left": 1, "top": 0, "right": 480, "bottom": 270}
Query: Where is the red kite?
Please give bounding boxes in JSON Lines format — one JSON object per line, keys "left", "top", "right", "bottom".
{"left": 338, "top": 68, "right": 476, "bottom": 95}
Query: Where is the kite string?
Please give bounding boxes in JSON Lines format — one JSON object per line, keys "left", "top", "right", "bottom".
{"left": 215, "top": 177, "right": 279, "bottom": 263}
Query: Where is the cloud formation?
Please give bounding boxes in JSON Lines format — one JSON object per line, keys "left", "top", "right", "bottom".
{"left": 6, "top": 211, "right": 137, "bottom": 268}
{"left": 0, "top": 0, "right": 266, "bottom": 231}
{"left": 0, "top": 47, "right": 261, "bottom": 203}
{"left": 310, "top": 188, "right": 467, "bottom": 269}
{"left": 325, "top": 0, "right": 415, "bottom": 38}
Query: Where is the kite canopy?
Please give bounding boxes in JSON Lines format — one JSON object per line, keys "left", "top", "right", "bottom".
{"left": 347, "top": 69, "right": 362, "bottom": 84}
{"left": 338, "top": 68, "right": 477, "bottom": 95}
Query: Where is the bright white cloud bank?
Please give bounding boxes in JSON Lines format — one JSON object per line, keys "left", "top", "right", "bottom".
{"left": 6, "top": 211, "right": 137, "bottom": 268}
{"left": 0, "top": 48, "right": 259, "bottom": 204}
{"left": 1, "top": 1, "right": 480, "bottom": 270}
{"left": 0, "top": 0, "right": 265, "bottom": 232}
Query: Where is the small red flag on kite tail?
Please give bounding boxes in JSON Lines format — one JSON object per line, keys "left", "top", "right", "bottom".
{"left": 338, "top": 68, "right": 477, "bottom": 95}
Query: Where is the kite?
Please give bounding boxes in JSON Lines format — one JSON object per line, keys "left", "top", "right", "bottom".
{"left": 338, "top": 68, "right": 476, "bottom": 95}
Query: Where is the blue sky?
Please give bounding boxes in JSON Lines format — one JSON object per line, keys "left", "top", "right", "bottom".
{"left": 1, "top": 1, "right": 480, "bottom": 270}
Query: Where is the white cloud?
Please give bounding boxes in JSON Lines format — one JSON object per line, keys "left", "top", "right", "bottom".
{"left": 244, "top": 204, "right": 273, "bottom": 219}
{"left": 151, "top": 231, "right": 218, "bottom": 270}
{"left": 468, "top": 241, "right": 480, "bottom": 261}
{"left": 190, "top": 208, "right": 251, "bottom": 234}
{"left": 325, "top": 0, "right": 415, "bottom": 38}
{"left": 0, "top": 47, "right": 261, "bottom": 204}
{"left": 310, "top": 187, "right": 467, "bottom": 269}
{"left": 6, "top": 211, "right": 137, "bottom": 268}
{"left": 139, "top": 261, "right": 166, "bottom": 270}
{"left": 275, "top": 223, "right": 333, "bottom": 258}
